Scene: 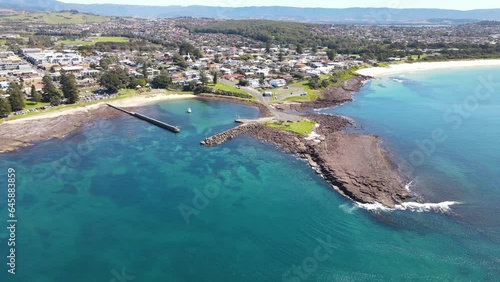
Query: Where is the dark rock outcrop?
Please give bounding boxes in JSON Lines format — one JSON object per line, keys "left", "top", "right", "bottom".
{"left": 246, "top": 105, "right": 412, "bottom": 208}
{"left": 201, "top": 123, "right": 259, "bottom": 146}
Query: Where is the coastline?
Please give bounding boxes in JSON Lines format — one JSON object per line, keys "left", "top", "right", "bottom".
{"left": 0, "top": 77, "right": 412, "bottom": 207}
{"left": 0, "top": 93, "right": 195, "bottom": 153}
{"left": 3, "top": 93, "right": 196, "bottom": 124}
{"left": 245, "top": 75, "right": 414, "bottom": 207}
{"left": 357, "top": 59, "right": 500, "bottom": 77}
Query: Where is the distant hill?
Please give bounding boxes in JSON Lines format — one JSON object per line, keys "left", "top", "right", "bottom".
{"left": 0, "top": 0, "right": 60, "bottom": 11}
{"left": 0, "top": 0, "right": 499, "bottom": 24}
{"left": 0, "top": 11, "right": 110, "bottom": 24}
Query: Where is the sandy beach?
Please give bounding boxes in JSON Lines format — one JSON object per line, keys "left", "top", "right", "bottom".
{"left": 3, "top": 93, "right": 196, "bottom": 124}
{"left": 357, "top": 59, "right": 500, "bottom": 77}
{"left": 0, "top": 93, "right": 195, "bottom": 152}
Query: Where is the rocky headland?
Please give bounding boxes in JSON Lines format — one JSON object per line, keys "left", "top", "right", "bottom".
{"left": 243, "top": 74, "right": 414, "bottom": 207}
{"left": 246, "top": 114, "right": 412, "bottom": 208}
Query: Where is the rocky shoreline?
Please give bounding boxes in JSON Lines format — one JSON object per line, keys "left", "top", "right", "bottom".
{"left": 0, "top": 78, "right": 414, "bottom": 207}
{"left": 0, "top": 105, "right": 124, "bottom": 153}
{"left": 245, "top": 75, "right": 415, "bottom": 207}
{"left": 0, "top": 95, "right": 268, "bottom": 153}
{"left": 246, "top": 114, "right": 412, "bottom": 207}
{"left": 288, "top": 74, "right": 371, "bottom": 111}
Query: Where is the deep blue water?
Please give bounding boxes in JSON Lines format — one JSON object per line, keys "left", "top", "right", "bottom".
{"left": 0, "top": 71, "right": 499, "bottom": 282}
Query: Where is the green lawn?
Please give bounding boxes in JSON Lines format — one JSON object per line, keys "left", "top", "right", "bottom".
{"left": 58, "top": 36, "right": 130, "bottom": 46}
{"left": 265, "top": 120, "right": 316, "bottom": 136}
{"left": 209, "top": 83, "right": 248, "bottom": 95}
{"left": 0, "top": 12, "right": 110, "bottom": 24}
{"left": 24, "top": 101, "right": 50, "bottom": 110}
{"left": 286, "top": 80, "right": 320, "bottom": 102}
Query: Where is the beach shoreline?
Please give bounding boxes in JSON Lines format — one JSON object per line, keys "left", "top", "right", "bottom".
{"left": 357, "top": 59, "right": 500, "bottom": 78}
{"left": 0, "top": 77, "right": 413, "bottom": 207}
{"left": 2, "top": 93, "right": 196, "bottom": 124}
{"left": 0, "top": 93, "right": 196, "bottom": 153}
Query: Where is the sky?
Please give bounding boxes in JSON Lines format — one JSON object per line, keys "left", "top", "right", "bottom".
{"left": 59, "top": 0, "right": 500, "bottom": 10}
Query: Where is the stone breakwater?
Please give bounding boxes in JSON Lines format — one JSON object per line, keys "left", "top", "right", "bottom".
{"left": 201, "top": 123, "right": 260, "bottom": 147}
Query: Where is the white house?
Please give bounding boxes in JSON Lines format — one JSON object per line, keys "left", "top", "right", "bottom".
{"left": 256, "top": 68, "right": 270, "bottom": 76}
{"left": 220, "top": 67, "right": 233, "bottom": 75}
{"left": 270, "top": 79, "right": 287, "bottom": 88}
{"left": 248, "top": 79, "right": 260, "bottom": 88}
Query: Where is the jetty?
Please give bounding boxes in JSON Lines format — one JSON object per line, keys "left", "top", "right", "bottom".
{"left": 106, "top": 103, "right": 180, "bottom": 133}
{"left": 201, "top": 123, "right": 259, "bottom": 146}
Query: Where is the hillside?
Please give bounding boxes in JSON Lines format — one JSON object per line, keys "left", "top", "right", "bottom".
{"left": 0, "top": 11, "right": 110, "bottom": 24}
{"left": 0, "top": 0, "right": 499, "bottom": 24}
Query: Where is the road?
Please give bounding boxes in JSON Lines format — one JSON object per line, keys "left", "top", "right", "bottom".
{"left": 220, "top": 79, "right": 302, "bottom": 121}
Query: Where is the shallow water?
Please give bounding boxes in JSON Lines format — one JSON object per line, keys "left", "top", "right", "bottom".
{"left": 1, "top": 80, "right": 500, "bottom": 281}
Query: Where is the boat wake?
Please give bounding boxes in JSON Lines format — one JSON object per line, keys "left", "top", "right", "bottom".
{"left": 354, "top": 201, "right": 462, "bottom": 213}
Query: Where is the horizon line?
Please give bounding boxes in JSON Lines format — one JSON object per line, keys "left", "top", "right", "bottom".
{"left": 55, "top": 2, "right": 500, "bottom": 11}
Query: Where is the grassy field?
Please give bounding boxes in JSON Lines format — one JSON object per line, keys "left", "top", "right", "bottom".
{"left": 0, "top": 12, "right": 110, "bottom": 24}
{"left": 24, "top": 101, "right": 50, "bottom": 110}
{"left": 58, "top": 36, "right": 130, "bottom": 46}
{"left": 2, "top": 90, "right": 139, "bottom": 122}
{"left": 266, "top": 120, "right": 315, "bottom": 136}
{"left": 285, "top": 80, "right": 320, "bottom": 102}
{"left": 209, "top": 83, "right": 249, "bottom": 95}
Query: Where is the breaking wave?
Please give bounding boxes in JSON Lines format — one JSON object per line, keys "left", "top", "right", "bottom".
{"left": 355, "top": 201, "right": 462, "bottom": 213}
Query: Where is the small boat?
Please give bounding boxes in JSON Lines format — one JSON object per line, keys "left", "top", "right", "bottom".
{"left": 187, "top": 108, "right": 192, "bottom": 113}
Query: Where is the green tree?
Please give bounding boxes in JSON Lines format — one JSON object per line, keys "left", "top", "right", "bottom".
{"left": 278, "top": 51, "right": 284, "bottom": 62}
{"left": 42, "top": 75, "right": 63, "bottom": 106}
{"left": 151, "top": 73, "right": 171, "bottom": 89}
{"left": 311, "top": 45, "right": 318, "bottom": 54}
{"left": 200, "top": 70, "right": 209, "bottom": 85}
{"left": 99, "top": 56, "right": 115, "bottom": 69}
{"left": 214, "top": 54, "right": 221, "bottom": 64}
{"left": 326, "top": 49, "right": 337, "bottom": 60}
{"left": 0, "top": 97, "right": 11, "bottom": 117}
{"left": 265, "top": 40, "right": 272, "bottom": 53}
{"left": 238, "top": 79, "right": 249, "bottom": 87}
{"left": 100, "top": 72, "right": 122, "bottom": 93}
{"left": 100, "top": 68, "right": 130, "bottom": 93}
{"left": 31, "top": 85, "right": 42, "bottom": 103}
{"left": 212, "top": 71, "right": 218, "bottom": 85}
{"left": 7, "top": 82, "right": 25, "bottom": 111}
{"left": 137, "top": 78, "right": 147, "bottom": 87}
{"left": 178, "top": 42, "right": 202, "bottom": 59}
{"left": 141, "top": 62, "right": 149, "bottom": 79}
{"left": 296, "top": 44, "right": 304, "bottom": 54}
{"left": 60, "top": 70, "right": 79, "bottom": 104}
{"left": 128, "top": 78, "right": 139, "bottom": 89}
{"left": 172, "top": 54, "right": 188, "bottom": 69}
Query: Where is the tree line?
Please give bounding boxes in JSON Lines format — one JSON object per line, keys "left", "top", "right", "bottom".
{"left": 0, "top": 71, "right": 79, "bottom": 118}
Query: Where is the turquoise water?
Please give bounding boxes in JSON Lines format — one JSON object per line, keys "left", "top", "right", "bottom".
{"left": 0, "top": 75, "right": 500, "bottom": 282}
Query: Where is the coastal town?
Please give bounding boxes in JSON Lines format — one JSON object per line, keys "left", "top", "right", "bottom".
{"left": 1, "top": 11, "right": 500, "bottom": 119}
{"left": 1, "top": 3, "right": 500, "bottom": 282}
{"left": 1, "top": 10, "right": 500, "bottom": 207}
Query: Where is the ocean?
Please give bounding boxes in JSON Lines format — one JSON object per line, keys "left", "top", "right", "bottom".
{"left": 1, "top": 67, "right": 500, "bottom": 281}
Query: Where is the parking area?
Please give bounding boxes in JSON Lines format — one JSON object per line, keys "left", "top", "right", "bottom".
{"left": 262, "top": 86, "right": 307, "bottom": 102}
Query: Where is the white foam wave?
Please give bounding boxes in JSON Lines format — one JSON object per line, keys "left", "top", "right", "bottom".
{"left": 355, "top": 201, "right": 462, "bottom": 213}
{"left": 404, "top": 179, "right": 415, "bottom": 192}
{"left": 355, "top": 202, "right": 393, "bottom": 212}
{"left": 392, "top": 78, "right": 405, "bottom": 83}
{"left": 394, "top": 201, "right": 462, "bottom": 213}
{"left": 339, "top": 203, "right": 359, "bottom": 214}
